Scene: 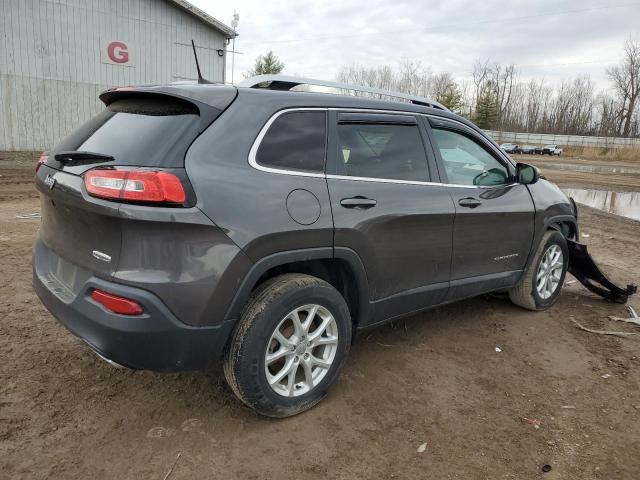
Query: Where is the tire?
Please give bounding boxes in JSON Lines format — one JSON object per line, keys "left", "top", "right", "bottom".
{"left": 223, "top": 273, "right": 352, "bottom": 418}
{"left": 509, "top": 230, "right": 568, "bottom": 311}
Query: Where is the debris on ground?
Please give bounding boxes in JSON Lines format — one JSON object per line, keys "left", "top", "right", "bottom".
{"left": 601, "top": 374, "right": 612, "bottom": 379}
{"left": 417, "top": 443, "right": 427, "bottom": 453}
{"left": 561, "top": 405, "right": 576, "bottom": 409}
{"left": 608, "top": 305, "right": 640, "bottom": 326}
{"left": 542, "top": 464, "right": 552, "bottom": 473}
{"left": 495, "top": 346, "right": 502, "bottom": 353}
{"left": 162, "top": 452, "right": 182, "bottom": 480}
{"left": 146, "top": 426, "right": 176, "bottom": 439}
{"left": 15, "top": 213, "right": 41, "bottom": 219}
{"left": 521, "top": 417, "right": 542, "bottom": 429}
{"left": 567, "top": 239, "right": 637, "bottom": 304}
{"left": 582, "top": 233, "right": 590, "bottom": 238}
{"left": 570, "top": 316, "right": 637, "bottom": 339}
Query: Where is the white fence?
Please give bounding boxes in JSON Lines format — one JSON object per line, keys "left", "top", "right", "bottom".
{"left": 484, "top": 130, "right": 640, "bottom": 149}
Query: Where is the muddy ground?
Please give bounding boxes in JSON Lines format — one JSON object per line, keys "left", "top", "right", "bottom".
{"left": 1, "top": 152, "right": 639, "bottom": 479}
{"left": 524, "top": 153, "right": 640, "bottom": 192}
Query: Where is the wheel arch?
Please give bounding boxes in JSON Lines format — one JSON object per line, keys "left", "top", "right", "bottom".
{"left": 521, "top": 214, "right": 578, "bottom": 275}
{"left": 223, "top": 247, "right": 371, "bottom": 333}
{"left": 545, "top": 215, "right": 579, "bottom": 241}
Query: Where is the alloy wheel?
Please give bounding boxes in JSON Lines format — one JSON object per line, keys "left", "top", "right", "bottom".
{"left": 536, "top": 244, "right": 563, "bottom": 300}
{"left": 264, "top": 304, "right": 339, "bottom": 397}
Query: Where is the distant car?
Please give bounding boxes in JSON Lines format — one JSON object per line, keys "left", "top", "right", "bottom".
{"left": 543, "top": 144, "right": 562, "bottom": 156}
{"left": 500, "top": 143, "right": 521, "bottom": 154}
{"left": 521, "top": 145, "right": 541, "bottom": 155}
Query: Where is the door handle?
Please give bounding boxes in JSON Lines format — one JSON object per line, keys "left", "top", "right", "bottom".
{"left": 340, "top": 196, "right": 377, "bottom": 209}
{"left": 458, "top": 197, "right": 482, "bottom": 208}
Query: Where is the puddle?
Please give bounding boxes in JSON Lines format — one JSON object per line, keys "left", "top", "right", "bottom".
{"left": 538, "top": 162, "right": 640, "bottom": 175}
{"left": 562, "top": 188, "right": 640, "bottom": 221}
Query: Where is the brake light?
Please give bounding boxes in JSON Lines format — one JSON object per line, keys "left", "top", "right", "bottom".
{"left": 36, "top": 152, "right": 48, "bottom": 172}
{"left": 84, "top": 169, "right": 186, "bottom": 204}
{"left": 90, "top": 289, "right": 144, "bottom": 315}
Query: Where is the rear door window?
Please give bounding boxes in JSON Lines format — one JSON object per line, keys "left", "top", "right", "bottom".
{"left": 334, "top": 116, "right": 429, "bottom": 182}
{"left": 255, "top": 111, "right": 327, "bottom": 173}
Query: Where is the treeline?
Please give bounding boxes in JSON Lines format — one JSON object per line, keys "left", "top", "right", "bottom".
{"left": 336, "top": 38, "right": 640, "bottom": 138}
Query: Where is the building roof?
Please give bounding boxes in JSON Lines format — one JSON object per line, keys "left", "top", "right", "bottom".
{"left": 167, "top": 0, "right": 237, "bottom": 38}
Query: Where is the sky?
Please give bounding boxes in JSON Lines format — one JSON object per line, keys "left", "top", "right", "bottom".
{"left": 189, "top": 0, "right": 640, "bottom": 91}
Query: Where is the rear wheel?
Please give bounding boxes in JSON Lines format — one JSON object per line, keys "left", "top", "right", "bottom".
{"left": 223, "top": 273, "right": 351, "bottom": 418}
{"left": 509, "top": 230, "right": 568, "bottom": 310}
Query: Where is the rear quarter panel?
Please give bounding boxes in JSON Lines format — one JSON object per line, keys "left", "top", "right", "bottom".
{"left": 112, "top": 204, "right": 253, "bottom": 328}
{"left": 184, "top": 93, "right": 334, "bottom": 262}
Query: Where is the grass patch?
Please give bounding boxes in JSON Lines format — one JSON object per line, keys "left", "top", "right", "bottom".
{"left": 561, "top": 146, "right": 640, "bottom": 163}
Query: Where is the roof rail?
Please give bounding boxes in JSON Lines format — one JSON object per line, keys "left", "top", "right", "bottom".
{"left": 237, "top": 75, "right": 449, "bottom": 111}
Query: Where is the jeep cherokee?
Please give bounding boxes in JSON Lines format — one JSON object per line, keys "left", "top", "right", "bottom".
{"left": 33, "top": 75, "right": 582, "bottom": 417}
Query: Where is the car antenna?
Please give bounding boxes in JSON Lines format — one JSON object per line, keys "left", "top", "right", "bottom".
{"left": 191, "top": 39, "right": 212, "bottom": 84}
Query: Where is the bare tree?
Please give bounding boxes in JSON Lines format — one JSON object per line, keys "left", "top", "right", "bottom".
{"left": 470, "top": 60, "right": 518, "bottom": 129}
{"left": 607, "top": 37, "right": 640, "bottom": 137}
{"left": 334, "top": 39, "right": 640, "bottom": 138}
{"left": 336, "top": 61, "right": 433, "bottom": 101}
{"left": 471, "top": 59, "right": 491, "bottom": 108}
{"left": 595, "top": 93, "right": 619, "bottom": 137}
{"left": 431, "top": 72, "right": 455, "bottom": 99}
{"left": 524, "top": 79, "right": 551, "bottom": 132}
{"left": 458, "top": 79, "right": 474, "bottom": 118}
{"left": 493, "top": 63, "right": 517, "bottom": 129}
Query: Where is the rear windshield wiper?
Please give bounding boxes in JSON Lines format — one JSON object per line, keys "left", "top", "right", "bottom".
{"left": 54, "top": 151, "right": 115, "bottom": 166}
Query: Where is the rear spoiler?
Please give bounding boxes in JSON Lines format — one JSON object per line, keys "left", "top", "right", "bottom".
{"left": 100, "top": 84, "right": 237, "bottom": 110}
{"left": 99, "top": 85, "right": 237, "bottom": 133}
{"left": 567, "top": 239, "right": 637, "bottom": 303}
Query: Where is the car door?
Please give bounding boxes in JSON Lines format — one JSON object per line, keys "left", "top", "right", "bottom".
{"left": 425, "top": 117, "right": 535, "bottom": 300}
{"left": 326, "top": 111, "right": 455, "bottom": 325}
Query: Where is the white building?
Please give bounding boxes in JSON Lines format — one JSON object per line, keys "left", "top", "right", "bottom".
{"left": 0, "top": 0, "right": 236, "bottom": 150}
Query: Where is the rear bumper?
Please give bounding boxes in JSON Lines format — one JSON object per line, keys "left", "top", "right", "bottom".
{"left": 33, "top": 241, "right": 234, "bottom": 372}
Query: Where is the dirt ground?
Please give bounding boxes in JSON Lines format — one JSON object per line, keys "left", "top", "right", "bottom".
{"left": 1, "top": 152, "right": 639, "bottom": 479}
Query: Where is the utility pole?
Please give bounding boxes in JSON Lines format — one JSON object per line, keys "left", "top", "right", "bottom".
{"left": 231, "top": 11, "right": 239, "bottom": 84}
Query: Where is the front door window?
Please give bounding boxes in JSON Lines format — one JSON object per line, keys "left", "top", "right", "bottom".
{"left": 431, "top": 128, "right": 509, "bottom": 186}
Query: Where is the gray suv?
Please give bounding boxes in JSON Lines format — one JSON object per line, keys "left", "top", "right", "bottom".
{"left": 33, "top": 75, "right": 580, "bottom": 417}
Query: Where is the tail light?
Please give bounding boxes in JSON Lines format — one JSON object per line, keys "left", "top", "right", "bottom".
{"left": 36, "top": 152, "right": 48, "bottom": 172}
{"left": 84, "top": 169, "right": 186, "bottom": 204}
{"left": 90, "top": 289, "right": 144, "bottom": 315}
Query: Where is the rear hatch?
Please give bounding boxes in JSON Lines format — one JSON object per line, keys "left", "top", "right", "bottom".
{"left": 35, "top": 85, "right": 236, "bottom": 283}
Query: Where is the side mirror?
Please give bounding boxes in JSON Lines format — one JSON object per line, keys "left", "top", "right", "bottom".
{"left": 516, "top": 163, "right": 540, "bottom": 185}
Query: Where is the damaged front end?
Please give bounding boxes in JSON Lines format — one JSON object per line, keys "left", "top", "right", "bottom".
{"left": 567, "top": 239, "right": 637, "bottom": 304}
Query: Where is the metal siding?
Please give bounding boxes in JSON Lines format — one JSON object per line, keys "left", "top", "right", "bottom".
{"left": 0, "top": 0, "right": 229, "bottom": 150}
{"left": 485, "top": 130, "right": 640, "bottom": 149}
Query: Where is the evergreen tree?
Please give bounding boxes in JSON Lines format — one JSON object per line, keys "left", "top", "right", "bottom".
{"left": 474, "top": 87, "right": 498, "bottom": 129}
{"left": 246, "top": 51, "right": 285, "bottom": 76}
{"left": 437, "top": 85, "right": 464, "bottom": 113}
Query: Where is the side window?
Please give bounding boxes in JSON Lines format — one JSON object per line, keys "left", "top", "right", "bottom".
{"left": 431, "top": 128, "right": 510, "bottom": 186}
{"left": 256, "top": 111, "right": 327, "bottom": 172}
{"left": 335, "top": 122, "right": 429, "bottom": 182}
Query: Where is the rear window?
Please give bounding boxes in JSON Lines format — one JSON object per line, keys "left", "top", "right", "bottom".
{"left": 53, "top": 96, "right": 201, "bottom": 168}
{"left": 255, "top": 111, "right": 327, "bottom": 173}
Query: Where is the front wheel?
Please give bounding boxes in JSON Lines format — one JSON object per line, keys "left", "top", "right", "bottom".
{"left": 509, "top": 230, "right": 568, "bottom": 310}
{"left": 223, "top": 273, "right": 351, "bottom": 418}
